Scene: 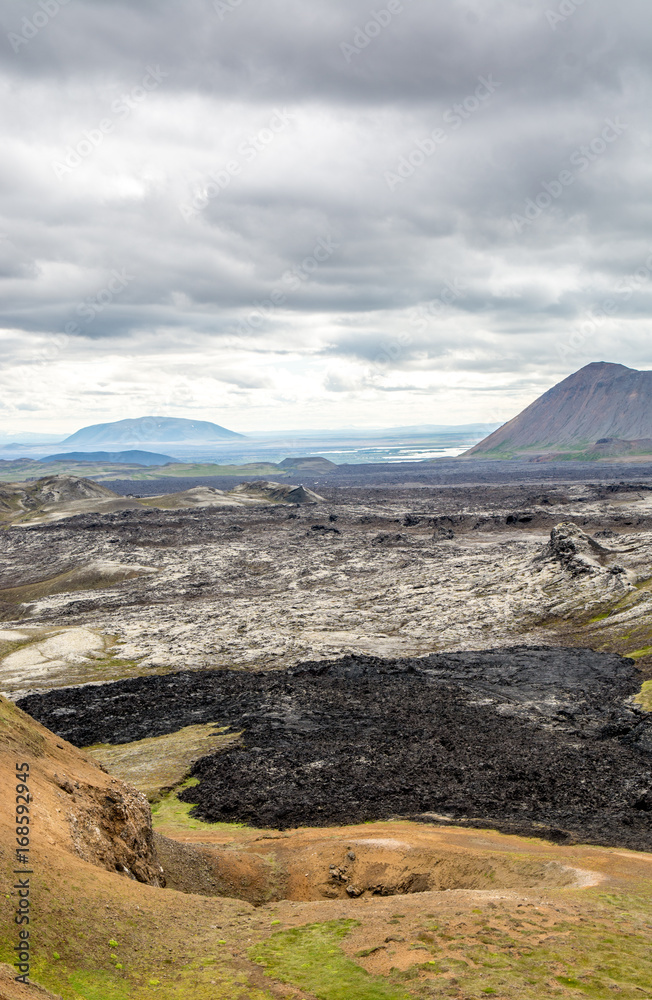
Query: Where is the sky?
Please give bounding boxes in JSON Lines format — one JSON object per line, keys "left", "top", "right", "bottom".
{"left": 1, "top": 0, "right": 651, "bottom": 435}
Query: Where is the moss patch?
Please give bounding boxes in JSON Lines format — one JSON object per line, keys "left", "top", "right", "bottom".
{"left": 0, "top": 695, "right": 47, "bottom": 757}
{"left": 421, "top": 891, "right": 652, "bottom": 999}
{"left": 129, "top": 462, "right": 285, "bottom": 480}
{"left": 151, "top": 778, "right": 252, "bottom": 835}
{"left": 85, "top": 724, "right": 240, "bottom": 801}
{"left": 626, "top": 645, "right": 652, "bottom": 660}
{"left": 633, "top": 679, "right": 652, "bottom": 711}
{"left": 0, "top": 565, "right": 148, "bottom": 606}
{"left": 250, "top": 920, "right": 410, "bottom": 1000}
{"left": 344, "top": 890, "right": 652, "bottom": 1000}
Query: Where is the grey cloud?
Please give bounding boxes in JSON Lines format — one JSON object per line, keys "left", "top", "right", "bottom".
{"left": 0, "top": 0, "right": 651, "bottom": 428}
{"left": 3, "top": 0, "right": 646, "bottom": 106}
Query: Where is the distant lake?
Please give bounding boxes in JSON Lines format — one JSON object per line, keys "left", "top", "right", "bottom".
{"left": 313, "top": 443, "right": 470, "bottom": 463}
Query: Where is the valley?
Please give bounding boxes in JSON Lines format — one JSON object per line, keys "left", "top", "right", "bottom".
{"left": 1, "top": 470, "right": 652, "bottom": 999}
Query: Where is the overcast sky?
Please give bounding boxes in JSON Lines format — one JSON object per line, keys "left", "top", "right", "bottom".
{"left": 0, "top": 0, "right": 651, "bottom": 434}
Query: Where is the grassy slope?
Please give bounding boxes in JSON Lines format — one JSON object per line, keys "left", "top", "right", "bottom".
{"left": 250, "top": 920, "right": 410, "bottom": 1000}
{"left": 537, "top": 573, "right": 652, "bottom": 682}
{"left": 250, "top": 897, "right": 652, "bottom": 1000}
{"left": 0, "top": 461, "right": 286, "bottom": 484}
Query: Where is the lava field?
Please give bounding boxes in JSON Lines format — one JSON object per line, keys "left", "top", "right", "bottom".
{"left": 18, "top": 647, "right": 652, "bottom": 850}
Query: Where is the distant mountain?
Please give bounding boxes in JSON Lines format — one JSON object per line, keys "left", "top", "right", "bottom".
{"left": 466, "top": 362, "right": 652, "bottom": 456}
{"left": 63, "top": 416, "right": 244, "bottom": 446}
{"left": 42, "top": 450, "right": 177, "bottom": 467}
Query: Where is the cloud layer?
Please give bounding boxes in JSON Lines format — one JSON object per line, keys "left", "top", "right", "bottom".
{"left": 1, "top": 0, "right": 651, "bottom": 433}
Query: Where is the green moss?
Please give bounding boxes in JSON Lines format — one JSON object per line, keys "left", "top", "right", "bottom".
{"left": 626, "top": 646, "right": 652, "bottom": 660}
{"left": 135, "top": 462, "right": 285, "bottom": 481}
{"left": 634, "top": 680, "right": 652, "bottom": 711}
{"left": 249, "top": 920, "right": 411, "bottom": 1000}
{"left": 67, "top": 970, "right": 131, "bottom": 1000}
{"left": 423, "top": 892, "right": 652, "bottom": 999}
{"left": 151, "top": 778, "right": 250, "bottom": 834}
{"left": 0, "top": 695, "right": 47, "bottom": 756}
{"left": 85, "top": 723, "right": 239, "bottom": 802}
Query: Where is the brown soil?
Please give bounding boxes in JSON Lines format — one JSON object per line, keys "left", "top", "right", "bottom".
{"left": 0, "top": 962, "right": 62, "bottom": 999}
{"left": 0, "top": 696, "right": 163, "bottom": 887}
{"left": 154, "top": 822, "right": 582, "bottom": 906}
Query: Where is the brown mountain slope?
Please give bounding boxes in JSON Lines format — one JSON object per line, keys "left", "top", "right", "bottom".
{"left": 466, "top": 362, "right": 652, "bottom": 456}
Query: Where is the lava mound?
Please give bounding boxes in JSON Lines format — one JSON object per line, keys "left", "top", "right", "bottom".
{"left": 18, "top": 647, "right": 652, "bottom": 850}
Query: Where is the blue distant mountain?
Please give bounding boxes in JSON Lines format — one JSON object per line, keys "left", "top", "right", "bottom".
{"left": 62, "top": 416, "right": 244, "bottom": 446}
{"left": 42, "top": 450, "right": 177, "bottom": 467}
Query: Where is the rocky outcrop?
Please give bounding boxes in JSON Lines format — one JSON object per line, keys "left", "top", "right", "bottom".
{"left": 56, "top": 772, "right": 165, "bottom": 885}
{"left": 0, "top": 475, "right": 118, "bottom": 515}
{"left": 0, "top": 476, "right": 142, "bottom": 526}
{"left": 0, "top": 475, "right": 327, "bottom": 526}
{"left": 542, "top": 522, "right": 610, "bottom": 576}
{"left": 229, "top": 480, "right": 324, "bottom": 503}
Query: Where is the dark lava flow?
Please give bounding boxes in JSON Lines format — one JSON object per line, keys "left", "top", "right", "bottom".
{"left": 18, "top": 647, "right": 652, "bottom": 850}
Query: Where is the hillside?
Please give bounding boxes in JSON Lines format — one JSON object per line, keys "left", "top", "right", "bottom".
{"left": 0, "top": 458, "right": 299, "bottom": 484}
{"left": 63, "top": 416, "right": 244, "bottom": 445}
{"left": 466, "top": 362, "right": 652, "bottom": 457}
{"left": 0, "top": 475, "right": 323, "bottom": 526}
{"left": 44, "top": 449, "right": 177, "bottom": 466}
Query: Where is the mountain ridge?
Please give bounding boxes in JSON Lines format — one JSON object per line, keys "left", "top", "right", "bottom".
{"left": 43, "top": 449, "right": 177, "bottom": 466}
{"left": 63, "top": 416, "right": 244, "bottom": 446}
{"left": 466, "top": 362, "right": 652, "bottom": 456}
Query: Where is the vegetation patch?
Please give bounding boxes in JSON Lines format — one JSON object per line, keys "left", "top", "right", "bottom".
{"left": 396, "top": 890, "right": 652, "bottom": 999}
{"left": 249, "top": 920, "right": 410, "bottom": 1000}
{"left": 0, "top": 866, "right": 273, "bottom": 1000}
{"left": 634, "top": 679, "right": 652, "bottom": 711}
{"left": 626, "top": 645, "right": 652, "bottom": 660}
{"left": 0, "top": 694, "right": 47, "bottom": 757}
{"left": 0, "top": 565, "right": 145, "bottom": 605}
{"left": 134, "top": 462, "right": 285, "bottom": 481}
{"left": 85, "top": 723, "right": 240, "bottom": 801}
{"left": 151, "top": 778, "right": 252, "bottom": 836}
